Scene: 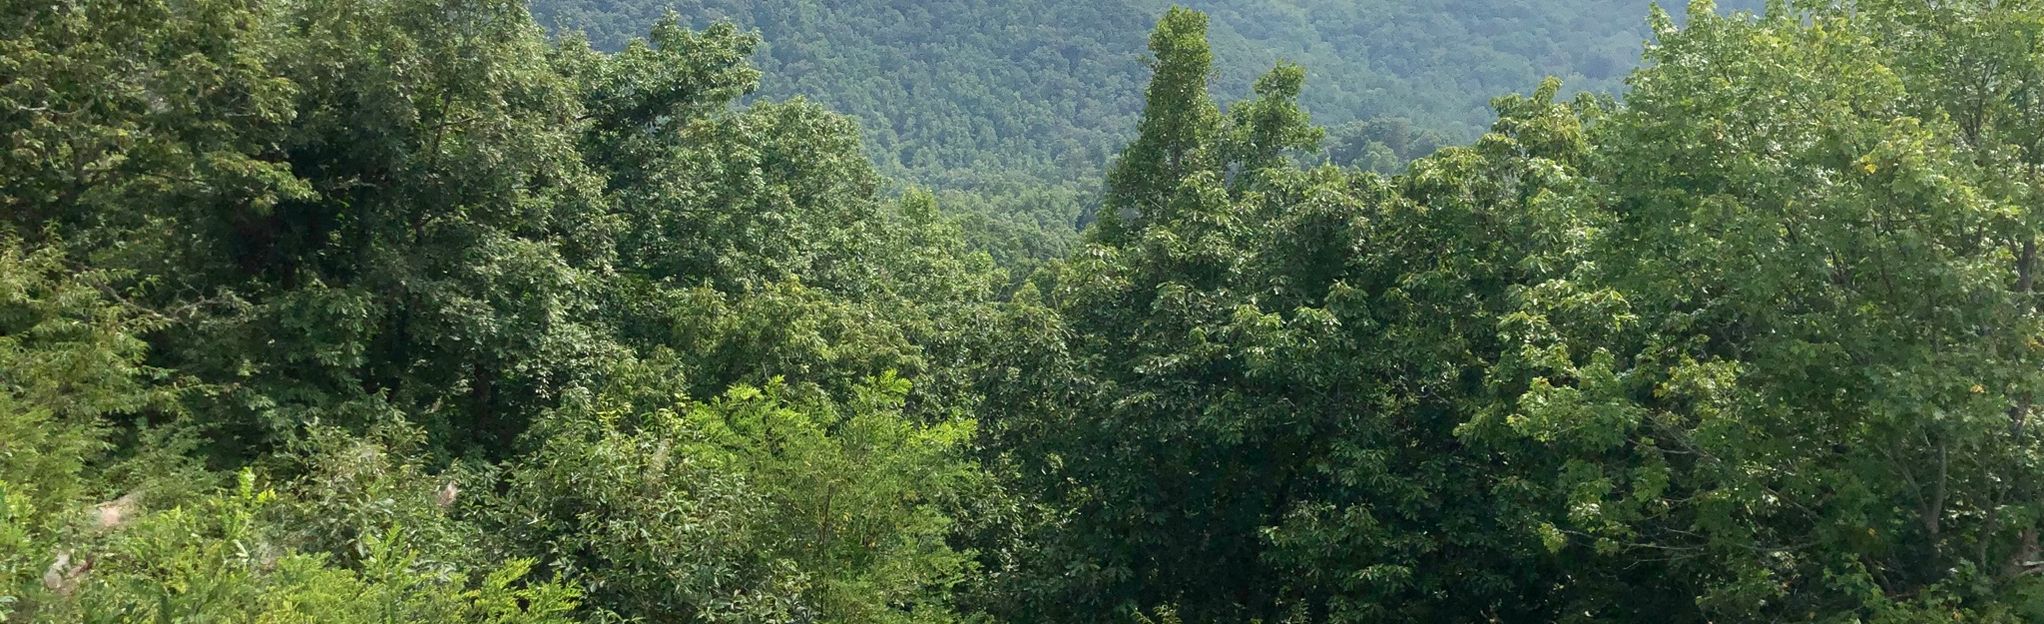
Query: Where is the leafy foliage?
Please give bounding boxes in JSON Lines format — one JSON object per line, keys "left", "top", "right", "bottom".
{"left": 2, "top": 0, "right": 999, "bottom": 620}
{"left": 6, "top": 0, "right": 2044, "bottom": 622}
{"left": 975, "top": 1, "right": 2044, "bottom": 621}
{"left": 499, "top": 374, "right": 979, "bottom": 622}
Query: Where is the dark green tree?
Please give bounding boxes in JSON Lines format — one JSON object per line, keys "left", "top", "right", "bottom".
{"left": 1095, "top": 7, "right": 1224, "bottom": 245}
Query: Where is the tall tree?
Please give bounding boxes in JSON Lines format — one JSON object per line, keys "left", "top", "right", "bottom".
{"left": 1225, "top": 62, "right": 1324, "bottom": 183}
{"left": 1095, "top": 7, "right": 1224, "bottom": 244}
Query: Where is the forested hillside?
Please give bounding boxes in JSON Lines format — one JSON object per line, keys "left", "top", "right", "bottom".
{"left": 526, "top": 0, "right": 1761, "bottom": 184}
{"left": 7, "top": 0, "right": 2044, "bottom": 622}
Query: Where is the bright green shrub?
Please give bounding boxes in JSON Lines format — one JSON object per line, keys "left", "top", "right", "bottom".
{"left": 499, "top": 374, "right": 981, "bottom": 623}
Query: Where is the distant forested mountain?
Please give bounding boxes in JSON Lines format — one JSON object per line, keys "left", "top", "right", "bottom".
{"left": 528, "top": 0, "right": 1761, "bottom": 184}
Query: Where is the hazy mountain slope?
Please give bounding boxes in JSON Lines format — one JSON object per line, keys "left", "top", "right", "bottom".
{"left": 529, "top": 0, "right": 1761, "bottom": 184}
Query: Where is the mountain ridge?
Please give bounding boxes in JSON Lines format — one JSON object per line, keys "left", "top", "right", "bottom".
{"left": 529, "top": 0, "right": 1763, "bottom": 185}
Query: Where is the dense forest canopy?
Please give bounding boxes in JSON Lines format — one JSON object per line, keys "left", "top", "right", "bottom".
{"left": 5, "top": 0, "right": 2044, "bottom": 622}
{"left": 526, "top": 0, "right": 1763, "bottom": 185}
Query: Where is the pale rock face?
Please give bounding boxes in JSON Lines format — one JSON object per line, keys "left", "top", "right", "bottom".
{"left": 41, "top": 552, "right": 69, "bottom": 590}
{"left": 435, "top": 480, "right": 460, "bottom": 508}
{"left": 93, "top": 492, "right": 141, "bottom": 531}
{"left": 42, "top": 551, "right": 91, "bottom": 595}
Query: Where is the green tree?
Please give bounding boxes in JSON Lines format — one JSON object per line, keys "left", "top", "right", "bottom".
{"left": 1095, "top": 7, "right": 1225, "bottom": 245}
{"left": 497, "top": 374, "right": 982, "bottom": 622}
{"left": 1462, "top": 2, "right": 2044, "bottom": 619}
{"left": 1224, "top": 62, "right": 1324, "bottom": 183}
{"left": 4, "top": 3, "right": 1005, "bottom": 620}
{"left": 980, "top": 13, "right": 1604, "bottom": 622}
